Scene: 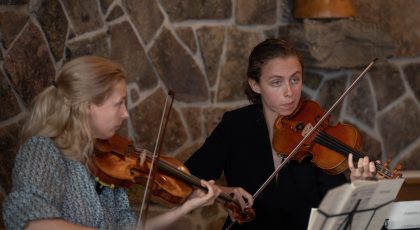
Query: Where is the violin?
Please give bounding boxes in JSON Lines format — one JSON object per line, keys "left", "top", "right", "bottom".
{"left": 272, "top": 99, "right": 402, "bottom": 179}
{"left": 88, "top": 133, "right": 255, "bottom": 224}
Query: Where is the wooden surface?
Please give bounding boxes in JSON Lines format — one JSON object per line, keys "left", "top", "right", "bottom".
{"left": 396, "top": 170, "right": 420, "bottom": 201}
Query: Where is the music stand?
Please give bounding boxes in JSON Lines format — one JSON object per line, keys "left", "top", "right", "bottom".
{"left": 315, "top": 199, "right": 395, "bottom": 230}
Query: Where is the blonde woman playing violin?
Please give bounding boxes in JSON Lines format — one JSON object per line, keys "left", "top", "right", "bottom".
{"left": 2, "top": 56, "right": 221, "bottom": 230}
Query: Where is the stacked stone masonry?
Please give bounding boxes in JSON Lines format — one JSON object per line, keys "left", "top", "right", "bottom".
{"left": 0, "top": 0, "right": 419, "bottom": 229}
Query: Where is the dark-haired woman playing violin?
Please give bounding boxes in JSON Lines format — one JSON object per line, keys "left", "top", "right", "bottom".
{"left": 2, "top": 56, "right": 222, "bottom": 230}
{"left": 185, "top": 38, "right": 378, "bottom": 230}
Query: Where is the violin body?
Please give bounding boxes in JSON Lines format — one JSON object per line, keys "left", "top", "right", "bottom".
{"left": 273, "top": 99, "right": 401, "bottom": 178}
{"left": 89, "top": 134, "right": 193, "bottom": 205}
{"left": 89, "top": 134, "right": 255, "bottom": 223}
{"left": 273, "top": 100, "right": 361, "bottom": 175}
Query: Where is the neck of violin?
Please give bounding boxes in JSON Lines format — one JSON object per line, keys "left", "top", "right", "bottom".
{"left": 315, "top": 131, "right": 399, "bottom": 179}
{"left": 157, "top": 160, "right": 238, "bottom": 204}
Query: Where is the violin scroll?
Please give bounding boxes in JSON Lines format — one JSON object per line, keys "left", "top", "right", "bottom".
{"left": 375, "top": 158, "right": 403, "bottom": 179}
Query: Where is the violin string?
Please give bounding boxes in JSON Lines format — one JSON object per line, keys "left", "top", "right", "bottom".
{"left": 314, "top": 131, "right": 352, "bottom": 157}
{"left": 317, "top": 132, "right": 384, "bottom": 172}
{"left": 315, "top": 132, "right": 384, "bottom": 177}
{"left": 322, "top": 132, "right": 393, "bottom": 177}
{"left": 315, "top": 131, "right": 393, "bottom": 177}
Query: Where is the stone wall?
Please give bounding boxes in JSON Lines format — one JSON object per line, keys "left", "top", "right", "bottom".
{"left": 0, "top": 0, "right": 419, "bottom": 229}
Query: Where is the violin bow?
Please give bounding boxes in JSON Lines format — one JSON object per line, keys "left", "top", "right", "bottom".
{"left": 137, "top": 90, "right": 175, "bottom": 229}
{"left": 225, "top": 58, "right": 377, "bottom": 230}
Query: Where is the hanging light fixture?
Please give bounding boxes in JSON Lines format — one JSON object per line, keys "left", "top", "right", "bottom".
{"left": 293, "top": 0, "right": 356, "bottom": 19}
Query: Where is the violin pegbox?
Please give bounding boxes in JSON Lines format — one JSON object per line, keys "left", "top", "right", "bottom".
{"left": 377, "top": 158, "right": 403, "bottom": 179}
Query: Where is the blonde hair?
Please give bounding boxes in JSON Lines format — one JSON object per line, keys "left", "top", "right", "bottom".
{"left": 21, "top": 56, "right": 126, "bottom": 163}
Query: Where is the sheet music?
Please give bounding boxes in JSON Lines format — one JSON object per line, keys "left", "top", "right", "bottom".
{"left": 308, "top": 178, "right": 404, "bottom": 230}
{"left": 385, "top": 200, "right": 420, "bottom": 229}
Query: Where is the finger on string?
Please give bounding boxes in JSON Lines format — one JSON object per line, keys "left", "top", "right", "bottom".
{"left": 238, "top": 187, "right": 253, "bottom": 207}
{"left": 348, "top": 153, "right": 354, "bottom": 170}
{"left": 189, "top": 186, "right": 204, "bottom": 199}
{"left": 368, "top": 162, "right": 378, "bottom": 180}
{"left": 200, "top": 181, "right": 216, "bottom": 206}
{"left": 203, "top": 180, "right": 217, "bottom": 196}
{"left": 200, "top": 179, "right": 208, "bottom": 188}
{"left": 200, "top": 180, "right": 213, "bottom": 197}
{"left": 356, "top": 157, "right": 364, "bottom": 174}
{"left": 198, "top": 180, "right": 207, "bottom": 192}
{"left": 211, "top": 184, "right": 221, "bottom": 198}
{"left": 352, "top": 157, "right": 363, "bottom": 178}
{"left": 357, "top": 157, "right": 364, "bottom": 168}
{"left": 369, "top": 161, "right": 376, "bottom": 175}
{"left": 206, "top": 183, "right": 215, "bottom": 197}
{"left": 231, "top": 189, "right": 246, "bottom": 209}
{"left": 362, "top": 157, "right": 370, "bottom": 178}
